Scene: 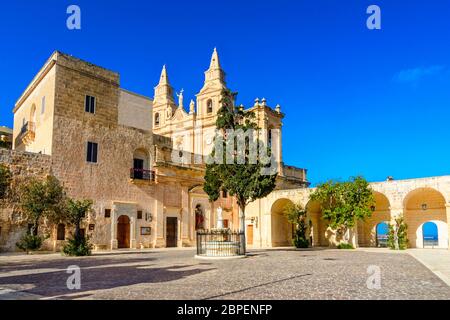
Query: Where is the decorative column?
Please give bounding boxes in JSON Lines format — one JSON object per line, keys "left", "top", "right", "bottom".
{"left": 130, "top": 216, "right": 137, "bottom": 249}
{"left": 110, "top": 206, "right": 118, "bottom": 250}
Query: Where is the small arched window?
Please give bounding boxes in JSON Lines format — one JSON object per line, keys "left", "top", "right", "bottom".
{"left": 207, "top": 99, "right": 213, "bottom": 114}
{"left": 155, "top": 113, "right": 160, "bottom": 126}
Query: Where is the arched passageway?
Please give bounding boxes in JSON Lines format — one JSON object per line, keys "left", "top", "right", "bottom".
{"left": 306, "top": 200, "right": 326, "bottom": 246}
{"left": 404, "top": 188, "right": 448, "bottom": 249}
{"left": 358, "top": 192, "right": 391, "bottom": 247}
{"left": 376, "top": 222, "right": 389, "bottom": 247}
{"left": 270, "top": 199, "right": 294, "bottom": 247}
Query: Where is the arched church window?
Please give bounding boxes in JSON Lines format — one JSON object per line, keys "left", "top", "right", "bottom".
{"left": 155, "top": 113, "right": 160, "bottom": 126}
{"left": 207, "top": 99, "right": 213, "bottom": 114}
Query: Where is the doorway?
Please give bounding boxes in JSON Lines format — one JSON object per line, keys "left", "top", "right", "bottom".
{"left": 423, "top": 221, "right": 438, "bottom": 248}
{"left": 247, "top": 224, "right": 254, "bottom": 245}
{"left": 133, "top": 158, "right": 144, "bottom": 179}
{"left": 166, "top": 217, "right": 178, "bottom": 248}
{"left": 117, "top": 215, "right": 130, "bottom": 248}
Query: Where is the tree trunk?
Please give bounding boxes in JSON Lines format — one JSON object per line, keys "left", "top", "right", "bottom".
{"left": 239, "top": 205, "right": 246, "bottom": 254}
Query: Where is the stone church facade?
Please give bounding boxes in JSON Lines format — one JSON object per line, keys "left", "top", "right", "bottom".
{"left": 0, "top": 49, "right": 449, "bottom": 252}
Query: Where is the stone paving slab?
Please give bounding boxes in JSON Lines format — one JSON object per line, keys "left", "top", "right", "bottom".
{"left": 407, "top": 249, "right": 450, "bottom": 286}
{"left": 0, "top": 248, "right": 449, "bottom": 300}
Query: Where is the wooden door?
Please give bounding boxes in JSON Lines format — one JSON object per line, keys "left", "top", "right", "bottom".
{"left": 117, "top": 215, "right": 130, "bottom": 248}
{"left": 247, "top": 225, "right": 254, "bottom": 245}
{"left": 166, "top": 217, "right": 178, "bottom": 248}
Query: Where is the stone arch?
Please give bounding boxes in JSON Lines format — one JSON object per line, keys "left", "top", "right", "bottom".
{"left": 375, "top": 221, "right": 390, "bottom": 247}
{"left": 270, "top": 198, "right": 294, "bottom": 247}
{"left": 305, "top": 200, "right": 325, "bottom": 246}
{"left": 206, "top": 99, "right": 213, "bottom": 114}
{"left": 358, "top": 191, "right": 391, "bottom": 247}
{"left": 403, "top": 187, "right": 448, "bottom": 248}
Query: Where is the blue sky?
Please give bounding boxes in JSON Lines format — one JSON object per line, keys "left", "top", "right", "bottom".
{"left": 1, "top": 0, "right": 449, "bottom": 186}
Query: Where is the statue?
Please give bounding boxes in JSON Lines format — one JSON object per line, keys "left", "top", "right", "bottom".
{"left": 189, "top": 99, "right": 195, "bottom": 114}
{"left": 216, "top": 206, "right": 224, "bottom": 229}
{"left": 176, "top": 89, "right": 184, "bottom": 109}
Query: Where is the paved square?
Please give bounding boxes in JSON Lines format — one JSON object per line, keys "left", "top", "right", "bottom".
{"left": 0, "top": 248, "right": 449, "bottom": 300}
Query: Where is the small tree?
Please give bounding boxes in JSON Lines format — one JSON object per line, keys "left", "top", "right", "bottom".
{"left": 387, "top": 217, "right": 408, "bottom": 250}
{"left": 284, "top": 202, "right": 309, "bottom": 248}
{"left": 62, "top": 199, "right": 93, "bottom": 256}
{"left": 203, "top": 90, "right": 277, "bottom": 252}
{"left": 16, "top": 175, "right": 66, "bottom": 252}
{"left": 310, "top": 176, "right": 375, "bottom": 246}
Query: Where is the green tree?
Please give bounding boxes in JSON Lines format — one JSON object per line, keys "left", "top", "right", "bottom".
{"left": 283, "top": 202, "right": 309, "bottom": 248}
{"left": 62, "top": 199, "right": 93, "bottom": 256}
{"left": 387, "top": 217, "right": 408, "bottom": 250}
{"left": 18, "top": 175, "right": 66, "bottom": 236}
{"left": 203, "top": 89, "right": 277, "bottom": 250}
{"left": 310, "top": 176, "right": 375, "bottom": 245}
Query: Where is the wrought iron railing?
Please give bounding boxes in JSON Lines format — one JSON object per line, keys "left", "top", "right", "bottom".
{"left": 130, "top": 168, "right": 156, "bottom": 181}
{"left": 19, "top": 121, "right": 35, "bottom": 138}
{"left": 196, "top": 230, "right": 245, "bottom": 257}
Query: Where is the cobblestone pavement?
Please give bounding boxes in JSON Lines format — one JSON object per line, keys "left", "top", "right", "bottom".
{"left": 0, "top": 248, "right": 449, "bottom": 300}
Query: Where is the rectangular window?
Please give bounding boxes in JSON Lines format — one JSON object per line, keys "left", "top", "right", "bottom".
{"left": 86, "top": 142, "right": 98, "bottom": 163}
{"left": 85, "top": 95, "right": 96, "bottom": 113}
{"left": 41, "top": 96, "right": 46, "bottom": 115}
{"left": 137, "top": 211, "right": 143, "bottom": 220}
{"left": 222, "top": 190, "right": 228, "bottom": 198}
{"left": 105, "top": 209, "right": 111, "bottom": 218}
{"left": 57, "top": 224, "right": 65, "bottom": 241}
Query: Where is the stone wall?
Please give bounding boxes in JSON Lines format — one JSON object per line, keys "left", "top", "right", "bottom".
{"left": 0, "top": 149, "right": 52, "bottom": 252}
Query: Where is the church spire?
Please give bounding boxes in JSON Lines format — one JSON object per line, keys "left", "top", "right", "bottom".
{"left": 202, "top": 48, "right": 226, "bottom": 89}
{"left": 209, "top": 47, "right": 221, "bottom": 70}
{"left": 159, "top": 64, "right": 169, "bottom": 85}
{"left": 154, "top": 64, "right": 175, "bottom": 106}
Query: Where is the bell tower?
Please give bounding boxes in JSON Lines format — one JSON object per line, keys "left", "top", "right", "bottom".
{"left": 153, "top": 65, "right": 177, "bottom": 130}
{"left": 196, "top": 48, "right": 229, "bottom": 120}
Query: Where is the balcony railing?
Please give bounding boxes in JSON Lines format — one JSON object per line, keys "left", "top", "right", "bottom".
{"left": 130, "top": 168, "right": 156, "bottom": 182}
{"left": 18, "top": 121, "right": 36, "bottom": 145}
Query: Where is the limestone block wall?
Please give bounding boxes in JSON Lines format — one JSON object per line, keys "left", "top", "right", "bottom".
{"left": 0, "top": 149, "right": 52, "bottom": 252}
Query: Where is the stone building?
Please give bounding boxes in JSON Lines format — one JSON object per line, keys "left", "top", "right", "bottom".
{"left": 1, "top": 49, "right": 448, "bottom": 252}
{"left": 1, "top": 49, "right": 306, "bottom": 252}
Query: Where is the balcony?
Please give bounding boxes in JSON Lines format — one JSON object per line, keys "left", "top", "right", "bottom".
{"left": 130, "top": 168, "right": 156, "bottom": 184}
{"left": 19, "top": 122, "right": 36, "bottom": 146}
